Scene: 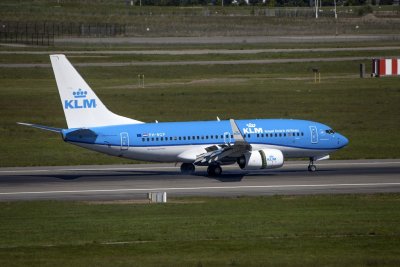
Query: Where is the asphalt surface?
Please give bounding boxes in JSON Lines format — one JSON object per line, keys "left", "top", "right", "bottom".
{"left": 0, "top": 56, "right": 388, "bottom": 68}
{"left": 0, "top": 159, "right": 399, "bottom": 201}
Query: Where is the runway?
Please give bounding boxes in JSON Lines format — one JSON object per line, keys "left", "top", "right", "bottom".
{"left": 0, "top": 159, "right": 399, "bottom": 201}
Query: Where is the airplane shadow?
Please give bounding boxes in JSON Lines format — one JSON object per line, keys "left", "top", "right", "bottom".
{"left": 12, "top": 169, "right": 249, "bottom": 182}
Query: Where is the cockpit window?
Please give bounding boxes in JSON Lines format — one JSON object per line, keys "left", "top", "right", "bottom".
{"left": 325, "top": 129, "right": 335, "bottom": 134}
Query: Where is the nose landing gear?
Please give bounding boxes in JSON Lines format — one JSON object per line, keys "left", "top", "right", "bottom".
{"left": 308, "top": 158, "right": 317, "bottom": 172}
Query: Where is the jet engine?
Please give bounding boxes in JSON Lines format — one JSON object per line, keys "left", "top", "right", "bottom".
{"left": 237, "top": 149, "right": 284, "bottom": 170}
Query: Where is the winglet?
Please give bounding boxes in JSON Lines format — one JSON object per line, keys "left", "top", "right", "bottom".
{"left": 229, "top": 119, "right": 247, "bottom": 145}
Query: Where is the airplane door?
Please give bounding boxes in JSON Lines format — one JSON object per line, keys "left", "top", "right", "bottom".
{"left": 223, "top": 132, "right": 232, "bottom": 145}
{"left": 120, "top": 132, "right": 129, "bottom": 150}
{"left": 309, "top": 126, "right": 318, "bottom": 144}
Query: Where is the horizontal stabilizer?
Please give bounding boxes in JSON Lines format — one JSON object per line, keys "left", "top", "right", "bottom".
{"left": 17, "top": 122, "right": 63, "bottom": 133}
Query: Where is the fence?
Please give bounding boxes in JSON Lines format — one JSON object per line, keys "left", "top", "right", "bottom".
{"left": 0, "top": 32, "right": 54, "bottom": 46}
{"left": 0, "top": 21, "right": 127, "bottom": 46}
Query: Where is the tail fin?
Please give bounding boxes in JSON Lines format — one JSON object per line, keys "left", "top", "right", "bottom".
{"left": 50, "top": 54, "right": 143, "bottom": 129}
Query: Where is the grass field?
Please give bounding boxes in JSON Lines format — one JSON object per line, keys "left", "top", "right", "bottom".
{"left": 1, "top": 49, "right": 400, "bottom": 64}
{"left": 0, "top": 47, "right": 399, "bottom": 166}
{"left": 0, "top": 194, "right": 399, "bottom": 266}
{"left": 1, "top": 1, "right": 399, "bottom": 37}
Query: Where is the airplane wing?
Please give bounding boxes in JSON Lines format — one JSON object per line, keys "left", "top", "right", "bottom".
{"left": 194, "top": 119, "right": 252, "bottom": 166}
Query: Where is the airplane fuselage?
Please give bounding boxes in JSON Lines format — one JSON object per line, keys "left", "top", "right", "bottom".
{"left": 62, "top": 119, "right": 348, "bottom": 163}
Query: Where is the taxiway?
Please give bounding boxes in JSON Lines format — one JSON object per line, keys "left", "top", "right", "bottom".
{"left": 0, "top": 159, "right": 399, "bottom": 201}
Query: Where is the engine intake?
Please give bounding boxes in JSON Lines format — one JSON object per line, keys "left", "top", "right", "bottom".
{"left": 238, "top": 149, "right": 284, "bottom": 170}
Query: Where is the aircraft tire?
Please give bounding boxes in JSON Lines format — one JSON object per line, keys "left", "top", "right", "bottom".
{"left": 308, "top": 165, "right": 317, "bottom": 172}
{"left": 180, "top": 163, "right": 195, "bottom": 174}
{"left": 214, "top": 165, "right": 222, "bottom": 176}
{"left": 207, "top": 164, "right": 222, "bottom": 177}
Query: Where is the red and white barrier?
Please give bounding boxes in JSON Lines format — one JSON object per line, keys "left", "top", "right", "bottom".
{"left": 372, "top": 58, "right": 400, "bottom": 77}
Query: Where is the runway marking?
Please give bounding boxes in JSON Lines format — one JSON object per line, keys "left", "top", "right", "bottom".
{"left": 1, "top": 183, "right": 400, "bottom": 196}
{"left": 1, "top": 161, "right": 399, "bottom": 174}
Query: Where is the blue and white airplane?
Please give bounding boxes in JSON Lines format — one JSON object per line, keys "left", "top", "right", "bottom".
{"left": 19, "top": 55, "right": 348, "bottom": 176}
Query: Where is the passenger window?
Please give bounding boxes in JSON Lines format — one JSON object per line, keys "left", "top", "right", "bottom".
{"left": 257, "top": 134, "right": 259, "bottom": 138}
{"left": 147, "top": 138, "right": 149, "bottom": 141}
{"left": 156, "top": 138, "right": 159, "bottom": 141}
{"left": 151, "top": 138, "right": 154, "bottom": 141}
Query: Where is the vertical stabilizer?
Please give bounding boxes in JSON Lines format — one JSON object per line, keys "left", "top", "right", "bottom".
{"left": 50, "top": 54, "right": 143, "bottom": 129}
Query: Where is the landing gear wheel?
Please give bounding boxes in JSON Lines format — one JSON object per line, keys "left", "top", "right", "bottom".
{"left": 308, "top": 165, "right": 317, "bottom": 172}
{"left": 180, "top": 163, "right": 195, "bottom": 174}
{"left": 207, "top": 164, "right": 222, "bottom": 177}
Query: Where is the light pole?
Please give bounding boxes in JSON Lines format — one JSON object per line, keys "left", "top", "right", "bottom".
{"left": 334, "top": 0, "right": 337, "bottom": 19}
{"left": 334, "top": 0, "right": 338, "bottom": 35}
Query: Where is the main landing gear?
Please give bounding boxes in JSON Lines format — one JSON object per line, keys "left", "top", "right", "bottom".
{"left": 180, "top": 163, "right": 223, "bottom": 176}
{"left": 207, "top": 163, "right": 222, "bottom": 177}
{"left": 180, "top": 163, "right": 195, "bottom": 174}
{"left": 308, "top": 157, "right": 317, "bottom": 172}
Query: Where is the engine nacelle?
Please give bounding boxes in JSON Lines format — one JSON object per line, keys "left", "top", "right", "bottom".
{"left": 238, "top": 149, "right": 284, "bottom": 170}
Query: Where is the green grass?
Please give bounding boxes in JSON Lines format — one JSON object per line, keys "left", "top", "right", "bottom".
{"left": 0, "top": 56, "right": 399, "bottom": 166}
{"left": 1, "top": 49, "right": 400, "bottom": 64}
{"left": 0, "top": 194, "right": 399, "bottom": 266}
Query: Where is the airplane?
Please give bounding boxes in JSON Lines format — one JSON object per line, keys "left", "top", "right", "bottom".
{"left": 18, "top": 54, "right": 349, "bottom": 176}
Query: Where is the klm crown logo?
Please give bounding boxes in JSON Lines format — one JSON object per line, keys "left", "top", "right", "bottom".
{"left": 64, "top": 89, "right": 97, "bottom": 109}
{"left": 73, "top": 89, "right": 87, "bottom": 98}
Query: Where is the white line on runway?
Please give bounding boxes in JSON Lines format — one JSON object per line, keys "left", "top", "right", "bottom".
{"left": 1, "top": 161, "right": 399, "bottom": 174}
{"left": 1, "top": 183, "right": 400, "bottom": 196}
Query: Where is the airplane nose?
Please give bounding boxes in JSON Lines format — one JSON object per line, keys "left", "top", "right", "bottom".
{"left": 339, "top": 134, "right": 349, "bottom": 147}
